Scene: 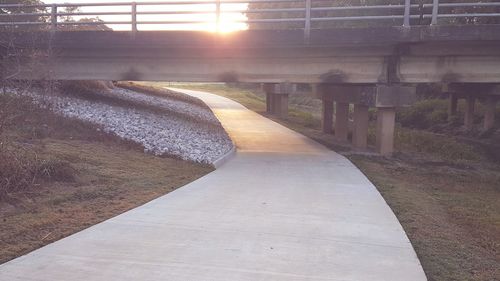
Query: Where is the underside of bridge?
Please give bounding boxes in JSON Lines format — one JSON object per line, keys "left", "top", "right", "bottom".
{"left": 2, "top": 25, "right": 500, "bottom": 155}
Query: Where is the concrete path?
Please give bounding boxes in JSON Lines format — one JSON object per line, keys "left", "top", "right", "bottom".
{"left": 0, "top": 88, "right": 427, "bottom": 281}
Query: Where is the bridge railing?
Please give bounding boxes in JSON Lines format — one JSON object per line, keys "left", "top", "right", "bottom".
{"left": 1, "top": 1, "right": 500, "bottom": 38}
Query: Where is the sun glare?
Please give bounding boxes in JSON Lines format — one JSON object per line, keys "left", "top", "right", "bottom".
{"left": 43, "top": 0, "right": 249, "bottom": 33}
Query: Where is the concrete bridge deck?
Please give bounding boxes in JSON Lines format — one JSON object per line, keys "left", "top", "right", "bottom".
{"left": 0, "top": 89, "right": 426, "bottom": 281}
{"left": 5, "top": 25, "right": 500, "bottom": 83}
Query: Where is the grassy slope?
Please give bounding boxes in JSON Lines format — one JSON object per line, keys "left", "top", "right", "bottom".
{"left": 351, "top": 156, "right": 500, "bottom": 281}
{"left": 146, "top": 82, "right": 500, "bottom": 281}
{"left": 0, "top": 93, "right": 212, "bottom": 264}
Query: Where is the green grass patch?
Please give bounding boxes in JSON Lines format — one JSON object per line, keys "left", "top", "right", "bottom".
{"left": 397, "top": 99, "right": 450, "bottom": 129}
{"left": 395, "top": 128, "right": 481, "bottom": 161}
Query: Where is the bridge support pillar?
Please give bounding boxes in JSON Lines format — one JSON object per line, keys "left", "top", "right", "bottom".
{"left": 272, "top": 94, "right": 289, "bottom": 118}
{"left": 375, "top": 85, "right": 416, "bottom": 156}
{"left": 352, "top": 104, "right": 369, "bottom": 150}
{"left": 263, "top": 83, "right": 293, "bottom": 118}
{"left": 321, "top": 98, "right": 334, "bottom": 134}
{"left": 335, "top": 102, "right": 349, "bottom": 142}
{"left": 464, "top": 95, "right": 476, "bottom": 130}
{"left": 266, "top": 92, "right": 274, "bottom": 113}
{"left": 376, "top": 107, "right": 396, "bottom": 156}
{"left": 448, "top": 84, "right": 500, "bottom": 131}
{"left": 483, "top": 96, "right": 497, "bottom": 131}
{"left": 315, "top": 84, "right": 415, "bottom": 156}
{"left": 448, "top": 92, "right": 458, "bottom": 121}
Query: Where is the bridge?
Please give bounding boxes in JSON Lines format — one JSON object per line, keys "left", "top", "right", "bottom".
{"left": 2, "top": 0, "right": 500, "bottom": 155}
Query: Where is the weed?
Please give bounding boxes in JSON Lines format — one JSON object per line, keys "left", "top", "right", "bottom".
{"left": 36, "top": 158, "right": 76, "bottom": 182}
{"left": 0, "top": 142, "right": 77, "bottom": 200}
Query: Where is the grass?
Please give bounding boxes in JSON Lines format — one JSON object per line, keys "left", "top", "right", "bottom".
{"left": 351, "top": 155, "right": 500, "bottom": 281}
{"left": 147, "top": 82, "right": 500, "bottom": 281}
{"left": 144, "top": 82, "right": 268, "bottom": 112}
{"left": 395, "top": 128, "right": 482, "bottom": 161}
{"left": 0, "top": 89, "right": 212, "bottom": 264}
{"left": 397, "top": 98, "right": 500, "bottom": 130}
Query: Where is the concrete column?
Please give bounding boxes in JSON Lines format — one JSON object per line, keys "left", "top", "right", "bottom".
{"left": 483, "top": 96, "right": 497, "bottom": 131}
{"left": 464, "top": 95, "right": 476, "bottom": 130}
{"left": 263, "top": 83, "right": 292, "bottom": 118}
{"left": 335, "top": 102, "right": 349, "bottom": 142}
{"left": 352, "top": 104, "right": 369, "bottom": 150}
{"left": 448, "top": 93, "right": 458, "bottom": 121}
{"left": 266, "top": 92, "right": 273, "bottom": 113}
{"left": 272, "top": 95, "right": 278, "bottom": 114}
{"left": 272, "top": 94, "right": 289, "bottom": 118}
{"left": 321, "top": 99, "right": 334, "bottom": 134}
{"left": 376, "top": 107, "right": 396, "bottom": 156}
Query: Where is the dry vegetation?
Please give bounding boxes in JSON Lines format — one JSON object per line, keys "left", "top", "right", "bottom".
{"left": 154, "top": 82, "right": 500, "bottom": 281}
{"left": 350, "top": 155, "right": 500, "bottom": 281}
{"left": 0, "top": 85, "right": 212, "bottom": 264}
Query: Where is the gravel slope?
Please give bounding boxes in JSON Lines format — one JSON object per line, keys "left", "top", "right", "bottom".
{"left": 10, "top": 85, "right": 233, "bottom": 165}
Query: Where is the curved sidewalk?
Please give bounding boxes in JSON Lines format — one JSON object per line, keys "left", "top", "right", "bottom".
{"left": 0, "top": 88, "right": 427, "bottom": 281}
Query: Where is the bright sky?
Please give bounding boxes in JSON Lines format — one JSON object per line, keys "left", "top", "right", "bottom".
{"left": 42, "top": 0, "right": 248, "bottom": 32}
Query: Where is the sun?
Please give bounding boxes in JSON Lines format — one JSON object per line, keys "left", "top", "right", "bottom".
{"left": 41, "top": 0, "right": 249, "bottom": 33}
{"left": 212, "top": 12, "right": 249, "bottom": 33}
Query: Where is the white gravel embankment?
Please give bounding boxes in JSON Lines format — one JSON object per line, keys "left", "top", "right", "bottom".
{"left": 12, "top": 86, "right": 233, "bottom": 165}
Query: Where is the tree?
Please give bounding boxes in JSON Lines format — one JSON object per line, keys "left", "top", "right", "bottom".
{"left": 1, "top": 1, "right": 111, "bottom": 83}
{"left": 438, "top": 0, "right": 500, "bottom": 25}
{"left": 1, "top": 1, "right": 112, "bottom": 32}
{"left": 246, "top": 0, "right": 406, "bottom": 30}
{"left": 57, "top": 6, "right": 112, "bottom": 31}
{"left": 246, "top": 0, "right": 500, "bottom": 30}
{"left": 0, "top": 0, "right": 48, "bottom": 31}
{"left": 1, "top": 0, "right": 47, "bottom": 87}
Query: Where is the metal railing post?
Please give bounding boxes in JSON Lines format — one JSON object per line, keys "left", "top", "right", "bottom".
{"left": 50, "top": 4, "right": 57, "bottom": 31}
{"left": 431, "top": 0, "right": 439, "bottom": 25}
{"left": 304, "top": 0, "right": 311, "bottom": 43}
{"left": 215, "top": 0, "right": 221, "bottom": 32}
{"left": 131, "top": 2, "right": 137, "bottom": 33}
{"left": 403, "top": 0, "right": 411, "bottom": 26}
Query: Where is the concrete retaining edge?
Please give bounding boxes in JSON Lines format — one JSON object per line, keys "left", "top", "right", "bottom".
{"left": 212, "top": 145, "right": 236, "bottom": 169}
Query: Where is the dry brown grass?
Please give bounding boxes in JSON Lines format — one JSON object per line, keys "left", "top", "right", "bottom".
{"left": 350, "top": 155, "right": 500, "bottom": 281}
{"left": 1, "top": 139, "right": 210, "bottom": 264}
{"left": 0, "top": 89, "right": 212, "bottom": 264}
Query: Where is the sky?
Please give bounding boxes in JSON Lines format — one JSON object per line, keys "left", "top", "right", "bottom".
{"left": 42, "top": 0, "right": 248, "bottom": 32}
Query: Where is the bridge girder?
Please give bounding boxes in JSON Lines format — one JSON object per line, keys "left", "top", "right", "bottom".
{"left": 3, "top": 26, "right": 500, "bottom": 84}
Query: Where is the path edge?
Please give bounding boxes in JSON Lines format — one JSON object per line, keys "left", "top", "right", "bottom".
{"left": 212, "top": 145, "right": 236, "bottom": 169}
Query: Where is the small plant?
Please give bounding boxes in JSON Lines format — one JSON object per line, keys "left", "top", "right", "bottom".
{"left": 0, "top": 142, "right": 77, "bottom": 200}
{"left": 0, "top": 143, "right": 37, "bottom": 198}
{"left": 36, "top": 159, "right": 76, "bottom": 182}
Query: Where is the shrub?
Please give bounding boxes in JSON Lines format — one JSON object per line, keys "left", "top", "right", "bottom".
{"left": 0, "top": 144, "right": 38, "bottom": 198}
{"left": 0, "top": 94, "right": 37, "bottom": 135}
{"left": 296, "top": 111, "right": 320, "bottom": 128}
{"left": 58, "top": 80, "right": 112, "bottom": 99}
{"left": 36, "top": 158, "right": 76, "bottom": 182}
{"left": 0, "top": 143, "right": 76, "bottom": 200}
{"left": 397, "top": 99, "right": 449, "bottom": 129}
{"left": 0, "top": 92, "right": 78, "bottom": 200}
{"left": 395, "top": 128, "right": 481, "bottom": 161}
